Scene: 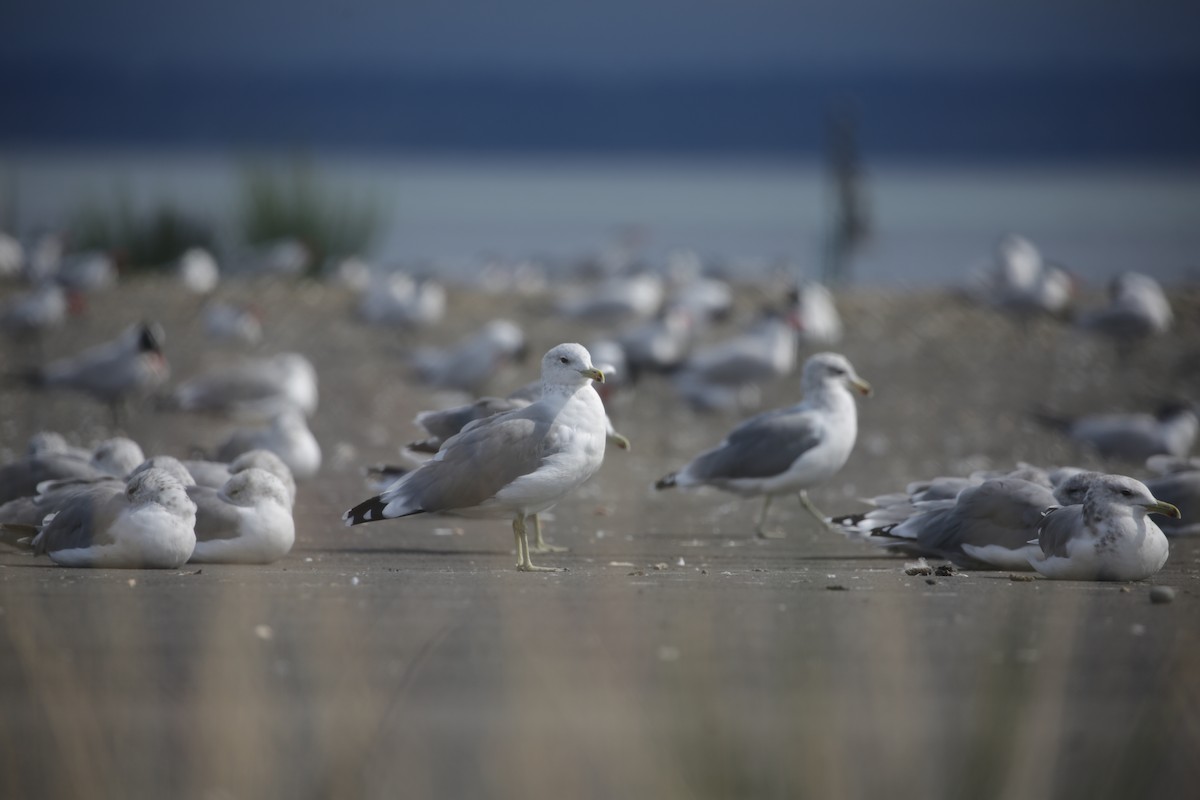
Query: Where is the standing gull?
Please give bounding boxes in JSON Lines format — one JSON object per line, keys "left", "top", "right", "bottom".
{"left": 35, "top": 321, "right": 168, "bottom": 425}
{"left": 344, "top": 343, "right": 609, "bottom": 572}
{"left": 1030, "top": 473, "right": 1179, "bottom": 581}
{"left": 656, "top": 352, "right": 871, "bottom": 537}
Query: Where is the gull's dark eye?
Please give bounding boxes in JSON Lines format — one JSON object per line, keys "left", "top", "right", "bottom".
{"left": 560, "top": 357, "right": 570, "bottom": 364}
{"left": 1120, "top": 489, "right": 1134, "bottom": 497}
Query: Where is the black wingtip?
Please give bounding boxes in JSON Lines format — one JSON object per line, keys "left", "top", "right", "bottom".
{"left": 654, "top": 473, "right": 677, "bottom": 491}
{"left": 405, "top": 439, "right": 441, "bottom": 455}
{"left": 343, "top": 495, "right": 389, "bottom": 527}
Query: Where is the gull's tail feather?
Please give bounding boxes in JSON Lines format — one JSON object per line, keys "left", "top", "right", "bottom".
{"left": 343, "top": 495, "right": 390, "bottom": 526}
{"left": 654, "top": 472, "right": 678, "bottom": 490}
{"left": 343, "top": 493, "right": 424, "bottom": 526}
{"left": 405, "top": 438, "right": 442, "bottom": 455}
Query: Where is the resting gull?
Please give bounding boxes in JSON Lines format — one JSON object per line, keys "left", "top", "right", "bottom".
{"left": 411, "top": 319, "right": 528, "bottom": 394}
{"left": 188, "top": 468, "right": 295, "bottom": 564}
{"left": 344, "top": 343, "right": 609, "bottom": 572}
{"left": 1030, "top": 473, "right": 1178, "bottom": 581}
{"left": 215, "top": 408, "right": 322, "bottom": 479}
{"left": 656, "top": 352, "right": 870, "bottom": 537}
{"left": 29, "top": 467, "right": 197, "bottom": 569}
{"left": 171, "top": 352, "right": 318, "bottom": 419}
{"left": 1033, "top": 402, "right": 1197, "bottom": 463}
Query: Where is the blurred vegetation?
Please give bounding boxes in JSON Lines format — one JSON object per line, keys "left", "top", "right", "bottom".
{"left": 71, "top": 195, "right": 214, "bottom": 271}
{"left": 238, "top": 162, "right": 381, "bottom": 277}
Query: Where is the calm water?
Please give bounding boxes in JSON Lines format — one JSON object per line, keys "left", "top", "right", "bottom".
{"left": 3, "top": 150, "right": 1199, "bottom": 287}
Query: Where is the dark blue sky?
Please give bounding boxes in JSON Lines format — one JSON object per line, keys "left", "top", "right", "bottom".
{"left": 7, "top": 0, "right": 1199, "bottom": 75}
{"left": 5, "top": 2, "right": 1200, "bottom": 156}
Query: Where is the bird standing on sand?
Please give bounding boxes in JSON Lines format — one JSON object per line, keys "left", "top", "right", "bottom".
{"left": 656, "top": 352, "right": 871, "bottom": 537}
{"left": 344, "top": 343, "right": 609, "bottom": 572}
{"left": 36, "top": 321, "right": 168, "bottom": 426}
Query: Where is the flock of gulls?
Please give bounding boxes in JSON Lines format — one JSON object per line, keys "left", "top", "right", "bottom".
{"left": 0, "top": 230, "right": 1195, "bottom": 582}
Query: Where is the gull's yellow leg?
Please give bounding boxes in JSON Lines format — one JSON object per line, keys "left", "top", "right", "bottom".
{"left": 528, "top": 513, "right": 569, "bottom": 554}
{"left": 755, "top": 495, "right": 785, "bottom": 539}
{"left": 798, "top": 490, "right": 838, "bottom": 532}
{"left": 514, "top": 515, "right": 560, "bottom": 572}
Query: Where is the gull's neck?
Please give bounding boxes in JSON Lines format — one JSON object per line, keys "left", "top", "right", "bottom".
{"left": 804, "top": 380, "right": 854, "bottom": 413}
{"left": 542, "top": 381, "right": 591, "bottom": 401}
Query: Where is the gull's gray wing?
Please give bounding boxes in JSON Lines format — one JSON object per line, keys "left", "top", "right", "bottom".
{"left": 920, "top": 478, "right": 1057, "bottom": 554}
{"left": 175, "top": 367, "right": 288, "bottom": 412}
{"left": 416, "top": 397, "right": 527, "bottom": 441}
{"left": 189, "top": 485, "right": 244, "bottom": 541}
{"left": 1037, "top": 505, "right": 1086, "bottom": 558}
{"left": 32, "top": 490, "right": 125, "bottom": 554}
{"left": 0, "top": 478, "right": 121, "bottom": 527}
{"left": 0, "top": 455, "right": 107, "bottom": 504}
{"left": 686, "top": 407, "right": 823, "bottom": 482}
{"left": 385, "top": 410, "right": 552, "bottom": 513}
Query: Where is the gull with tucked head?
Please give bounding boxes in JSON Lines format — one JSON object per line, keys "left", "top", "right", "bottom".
{"left": 30, "top": 467, "right": 197, "bottom": 569}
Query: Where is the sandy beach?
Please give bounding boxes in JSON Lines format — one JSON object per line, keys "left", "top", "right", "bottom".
{"left": 2, "top": 276, "right": 1198, "bottom": 799}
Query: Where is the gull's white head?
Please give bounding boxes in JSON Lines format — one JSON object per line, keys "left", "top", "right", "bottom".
{"left": 1086, "top": 474, "right": 1181, "bottom": 519}
{"left": 802, "top": 352, "right": 871, "bottom": 397}
{"left": 92, "top": 437, "right": 147, "bottom": 477}
{"left": 230, "top": 449, "right": 297, "bottom": 506}
{"left": 27, "top": 431, "right": 69, "bottom": 457}
{"left": 129, "top": 455, "right": 197, "bottom": 488}
{"left": 1052, "top": 470, "right": 1102, "bottom": 506}
{"left": 218, "top": 467, "right": 291, "bottom": 508}
{"left": 542, "top": 343, "right": 604, "bottom": 389}
{"left": 124, "top": 467, "right": 195, "bottom": 515}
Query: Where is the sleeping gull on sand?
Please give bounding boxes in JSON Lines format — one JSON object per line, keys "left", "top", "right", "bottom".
{"left": 188, "top": 468, "right": 295, "bottom": 564}
{"left": 1030, "top": 473, "right": 1178, "bottom": 581}
{"left": 411, "top": 319, "right": 528, "bottom": 394}
{"left": 344, "top": 343, "right": 609, "bottom": 572}
{"left": 171, "top": 352, "right": 318, "bottom": 419}
{"left": 1032, "top": 402, "right": 1197, "bottom": 463}
{"left": 29, "top": 467, "right": 197, "bottom": 568}
{"left": 215, "top": 408, "right": 322, "bottom": 479}
{"left": 0, "top": 436, "right": 144, "bottom": 504}
{"left": 656, "top": 352, "right": 870, "bottom": 537}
